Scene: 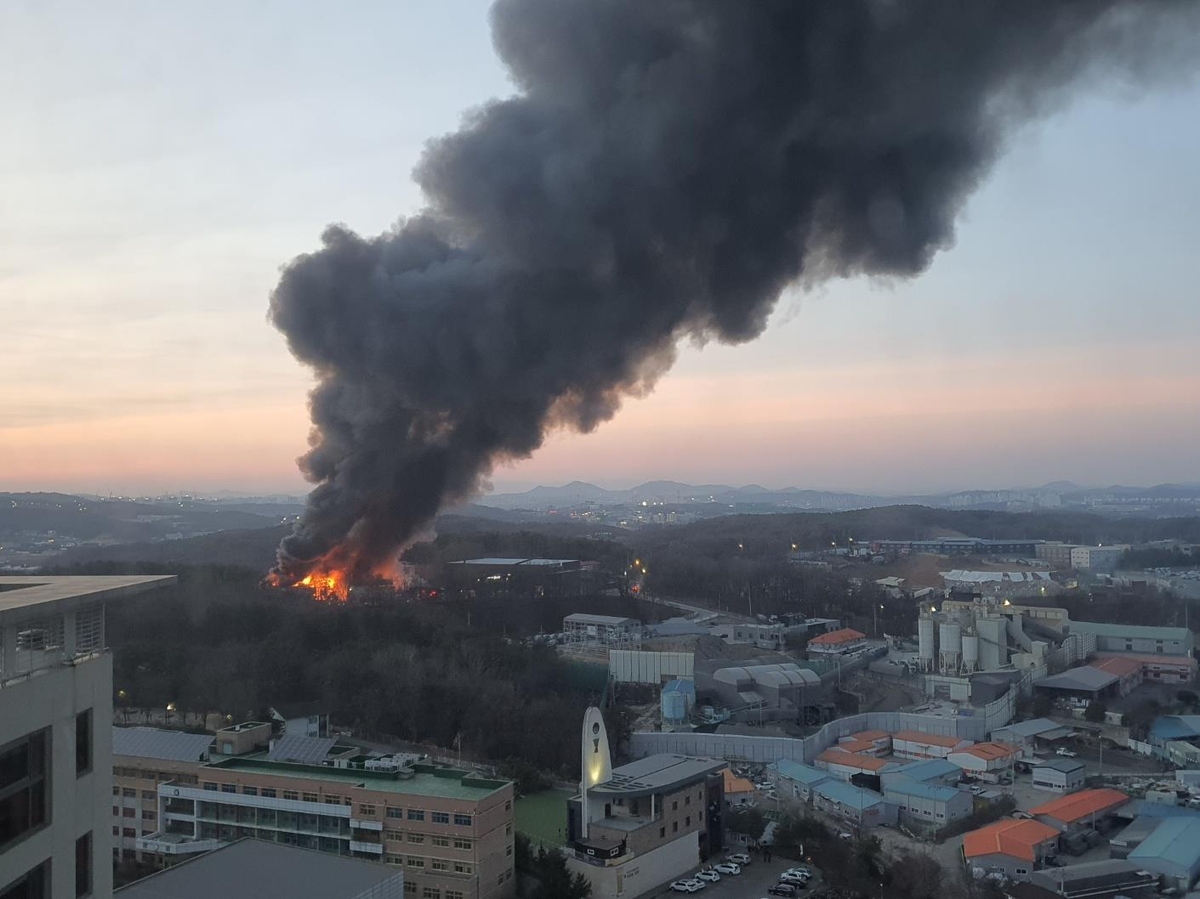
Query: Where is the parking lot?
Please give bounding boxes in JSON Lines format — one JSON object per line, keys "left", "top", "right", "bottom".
{"left": 646, "top": 856, "right": 822, "bottom": 899}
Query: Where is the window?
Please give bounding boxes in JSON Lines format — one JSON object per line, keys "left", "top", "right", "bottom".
{"left": 387, "top": 854, "right": 404, "bottom": 865}
{"left": 122, "top": 827, "right": 136, "bottom": 838}
{"left": 446, "top": 892, "right": 465, "bottom": 899}
{"left": 261, "top": 788, "right": 276, "bottom": 798}
{"left": 431, "top": 811, "right": 449, "bottom": 824}
{"left": 453, "top": 813, "right": 471, "bottom": 827}
{"left": 453, "top": 863, "right": 472, "bottom": 874}
{"left": 408, "top": 833, "right": 425, "bottom": 844}
{"left": 407, "top": 857, "right": 424, "bottom": 868}
{"left": 112, "top": 786, "right": 120, "bottom": 796}
{"left": 685, "top": 795, "right": 690, "bottom": 806}
{"left": 302, "top": 792, "right": 319, "bottom": 803}
{"left": 386, "top": 830, "right": 404, "bottom": 841}
{"left": 505, "top": 824, "right": 512, "bottom": 836}
{"left": 284, "top": 791, "right": 300, "bottom": 801}
{"left": 387, "top": 807, "right": 404, "bottom": 819}
{"left": 672, "top": 822, "right": 678, "bottom": 833}
{"left": 220, "top": 784, "right": 236, "bottom": 794}
{"left": 422, "top": 889, "right": 440, "bottom": 899}
{"left": 359, "top": 803, "right": 377, "bottom": 816}
{"left": 242, "top": 786, "right": 257, "bottom": 796}
{"left": 506, "top": 845, "right": 513, "bottom": 856}
{"left": 142, "top": 810, "right": 156, "bottom": 821}
{"left": 408, "top": 809, "right": 425, "bottom": 821}
{"left": 141, "top": 790, "right": 155, "bottom": 801}
{"left": 431, "top": 860, "right": 449, "bottom": 871}
{"left": 404, "top": 884, "right": 416, "bottom": 895}
{"left": 202, "top": 782, "right": 217, "bottom": 792}
{"left": 1, "top": 860, "right": 50, "bottom": 899}
{"left": 672, "top": 801, "right": 678, "bottom": 811}
{"left": 112, "top": 806, "right": 119, "bottom": 816}
{"left": 122, "top": 788, "right": 136, "bottom": 798}
{"left": 112, "top": 827, "right": 118, "bottom": 836}
{"left": 504, "top": 800, "right": 511, "bottom": 811}
{"left": 685, "top": 815, "right": 690, "bottom": 826}
{"left": 76, "top": 832, "right": 92, "bottom": 897}
{"left": 324, "top": 796, "right": 341, "bottom": 805}
{"left": 453, "top": 838, "right": 471, "bottom": 850}
{"left": 122, "top": 808, "right": 135, "bottom": 818}
{"left": 76, "top": 710, "right": 92, "bottom": 776}
{"left": 1016, "top": 868, "right": 1028, "bottom": 876}
{"left": 660, "top": 827, "right": 665, "bottom": 838}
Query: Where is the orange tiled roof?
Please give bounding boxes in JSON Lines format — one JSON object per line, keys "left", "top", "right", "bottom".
{"left": 817, "top": 749, "right": 891, "bottom": 772}
{"left": 1093, "top": 652, "right": 1196, "bottom": 669}
{"left": 963, "top": 819, "right": 1060, "bottom": 862}
{"left": 1029, "top": 788, "right": 1128, "bottom": 824}
{"left": 722, "top": 769, "right": 756, "bottom": 794}
{"left": 892, "top": 730, "right": 965, "bottom": 749}
{"left": 809, "top": 628, "right": 867, "bottom": 646}
{"left": 954, "top": 741, "right": 1020, "bottom": 762}
{"left": 849, "top": 730, "right": 890, "bottom": 741}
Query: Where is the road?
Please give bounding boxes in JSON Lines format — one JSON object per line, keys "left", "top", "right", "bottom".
{"left": 645, "top": 855, "right": 822, "bottom": 899}
{"left": 641, "top": 592, "right": 756, "bottom": 624}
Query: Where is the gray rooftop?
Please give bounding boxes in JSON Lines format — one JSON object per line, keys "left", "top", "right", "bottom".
{"left": 0, "top": 575, "right": 175, "bottom": 623}
{"left": 1029, "top": 858, "right": 1152, "bottom": 891}
{"left": 590, "top": 754, "right": 726, "bottom": 798}
{"left": 268, "top": 734, "right": 336, "bottom": 764}
{"left": 996, "top": 718, "right": 1071, "bottom": 739}
{"left": 113, "top": 727, "right": 214, "bottom": 763}
{"left": 115, "top": 838, "right": 404, "bottom": 899}
{"left": 1033, "top": 758, "right": 1086, "bottom": 774}
{"left": 564, "top": 613, "right": 639, "bottom": 627}
{"left": 1034, "top": 666, "right": 1118, "bottom": 692}
{"left": 1069, "top": 620, "right": 1193, "bottom": 642}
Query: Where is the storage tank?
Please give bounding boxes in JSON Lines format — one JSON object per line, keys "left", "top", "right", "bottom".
{"left": 918, "top": 616, "right": 936, "bottom": 669}
{"left": 961, "top": 634, "right": 980, "bottom": 671}
{"left": 976, "top": 615, "right": 1008, "bottom": 670}
{"left": 662, "top": 689, "right": 687, "bottom": 724}
{"left": 939, "top": 622, "right": 962, "bottom": 673}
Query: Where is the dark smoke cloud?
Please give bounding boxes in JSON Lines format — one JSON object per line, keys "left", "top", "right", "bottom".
{"left": 269, "top": 0, "right": 1198, "bottom": 580}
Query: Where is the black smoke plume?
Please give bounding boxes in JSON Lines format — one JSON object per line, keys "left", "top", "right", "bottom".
{"left": 269, "top": 0, "right": 1197, "bottom": 581}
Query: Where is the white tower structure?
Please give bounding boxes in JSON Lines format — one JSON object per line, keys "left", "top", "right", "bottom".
{"left": 939, "top": 622, "right": 962, "bottom": 674}
{"left": 918, "top": 614, "right": 936, "bottom": 672}
{"left": 579, "top": 707, "right": 612, "bottom": 840}
{"left": 961, "top": 632, "right": 980, "bottom": 673}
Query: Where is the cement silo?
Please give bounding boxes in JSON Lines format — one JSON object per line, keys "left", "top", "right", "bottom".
{"left": 939, "top": 622, "right": 962, "bottom": 673}
{"left": 918, "top": 615, "right": 936, "bottom": 671}
{"left": 976, "top": 614, "right": 1008, "bottom": 671}
{"left": 961, "top": 633, "right": 980, "bottom": 673}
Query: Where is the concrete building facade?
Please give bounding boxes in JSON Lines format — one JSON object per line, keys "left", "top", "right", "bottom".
{"left": 1067, "top": 622, "right": 1193, "bottom": 656}
{"left": 947, "top": 743, "right": 1021, "bottom": 783}
{"left": 1031, "top": 759, "right": 1086, "bottom": 793}
{"left": 1, "top": 574, "right": 174, "bottom": 899}
{"left": 882, "top": 778, "right": 973, "bottom": 829}
{"left": 892, "top": 730, "right": 972, "bottom": 761}
{"left": 962, "top": 818, "right": 1060, "bottom": 881}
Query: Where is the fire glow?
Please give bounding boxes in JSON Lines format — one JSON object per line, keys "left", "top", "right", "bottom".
{"left": 267, "top": 557, "right": 407, "bottom": 602}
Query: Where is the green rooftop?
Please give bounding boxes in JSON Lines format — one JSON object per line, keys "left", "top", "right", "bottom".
{"left": 204, "top": 757, "right": 511, "bottom": 801}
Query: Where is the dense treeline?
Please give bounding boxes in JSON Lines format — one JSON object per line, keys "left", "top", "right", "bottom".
{"left": 1121, "top": 546, "right": 1198, "bottom": 569}
{"left": 54, "top": 563, "right": 632, "bottom": 778}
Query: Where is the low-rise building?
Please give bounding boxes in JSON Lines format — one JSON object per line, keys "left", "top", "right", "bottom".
{"left": 811, "top": 779, "right": 897, "bottom": 829}
{"left": 834, "top": 730, "right": 892, "bottom": 756}
{"left": 115, "top": 837, "right": 405, "bottom": 899}
{"left": 947, "top": 742, "right": 1021, "bottom": 783}
{"left": 815, "top": 749, "right": 901, "bottom": 782}
{"left": 892, "top": 730, "right": 973, "bottom": 760}
{"left": 269, "top": 703, "right": 330, "bottom": 739}
{"left": 1126, "top": 817, "right": 1200, "bottom": 891}
{"left": 806, "top": 628, "right": 868, "bottom": 656}
{"left": 1033, "top": 666, "right": 1122, "bottom": 702}
{"left": 1030, "top": 788, "right": 1129, "bottom": 834}
{"left": 769, "top": 760, "right": 830, "bottom": 801}
{"left": 112, "top": 727, "right": 215, "bottom": 864}
{"left": 1028, "top": 858, "right": 1156, "bottom": 899}
{"left": 882, "top": 777, "right": 973, "bottom": 829}
{"left": 1066, "top": 621, "right": 1193, "bottom": 656}
{"left": 881, "top": 759, "right": 962, "bottom": 789}
{"left": 962, "top": 818, "right": 1060, "bottom": 881}
{"left": 139, "top": 756, "right": 515, "bottom": 899}
{"left": 722, "top": 769, "right": 756, "bottom": 808}
{"left": 1069, "top": 546, "right": 1129, "bottom": 572}
{"left": 1094, "top": 652, "right": 1197, "bottom": 684}
{"left": 991, "top": 719, "right": 1075, "bottom": 758}
{"left": 1031, "top": 759, "right": 1086, "bottom": 794}
{"left": 1089, "top": 656, "right": 1143, "bottom": 696}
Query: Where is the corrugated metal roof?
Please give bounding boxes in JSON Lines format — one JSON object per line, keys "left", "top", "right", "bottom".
{"left": 268, "top": 734, "right": 336, "bottom": 764}
{"left": 813, "top": 779, "right": 883, "bottom": 809}
{"left": 1069, "top": 621, "right": 1192, "bottom": 641}
{"left": 1034, "top": 666, "right": 1118, "bottom": 692}
{"left": 112, "top": 727, "right": 213, "bottom": 763}
{"left": 1029, "top": 788, "right": 1129, "bottom": 824}
{"left": 963, "top": 819, "right": 1059, "bottom": 862}
{"left": 995, "top": 718, "right": 1066, "bottom": 738}
{"left": 893, "top": 729, "right": 965, "bottom": 748}
{"left": 809, "top": 627, "right": 866, "bottom": 646}
{"left": 892, "top": 759, "right": 960, "bottom": 782}
{"left": 770, "top": 759, "right": 830, "bottom": 786}
{"left": 951, "top": 742, "right": 1020, "bottom": 762}
{"left": 883, "top": 776, "right": 964, "bottom": 803}
{"left": 817, "top": 749, "right": 893, "bottom": 772}
{"left": 114, "top": 838, "right": 404, "bottom": 899}
{"left": 1151, "top": 716, "right": 1200, "bottom": 741}
{"left": 564, "top": 613, "right": 638, "bottom": 626}
{"left": 1129, "top": 817, "right": 1200, "bottom": 868}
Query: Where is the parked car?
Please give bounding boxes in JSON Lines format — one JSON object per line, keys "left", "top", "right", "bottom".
{"left": 670, "top": 882, "right": 700, "bottom": 893}
{"left": 785, "top": 866, "right": 811, "bottom": 877}
{"left": 780, "top": 872, "right": 809, "bottom": 885}
{"left": 1056, "top": 747, "right": 1077, "bottom": 757}
{"left": 713, "top": 862, "right": 742, "bottom": 875}
{"left": 838, "top": 831, "right": 854, "bottom": 840}
{"left": 695, "top": 870, "right": 721, "bottom": 883}
{"left": 768, "top": 885, "right": 800, "bottom": 897}
{"left": 727, "top": 853, "right": 752, "bottom": 866}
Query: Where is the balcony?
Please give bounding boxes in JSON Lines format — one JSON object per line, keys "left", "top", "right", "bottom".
{"left": 350, "top": 840, "right": 384, "bottom": 855}
{"left": 350, "top": 818, "right": 383, "bottom": 831}
{"left": 137, "top": 832, "right": 223, "bottom": 855}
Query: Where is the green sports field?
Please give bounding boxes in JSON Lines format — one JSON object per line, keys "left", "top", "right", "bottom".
{"left": 514, "top": 789, "right": 572, "bottom": 848}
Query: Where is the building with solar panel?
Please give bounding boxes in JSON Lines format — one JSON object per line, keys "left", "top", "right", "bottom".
{"left": 136, "top": 737, "right": 516, "bottom": 899}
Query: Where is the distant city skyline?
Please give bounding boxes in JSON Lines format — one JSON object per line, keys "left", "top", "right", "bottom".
{"left": 4, "top": 2, "right": 1199, "bottom": 497}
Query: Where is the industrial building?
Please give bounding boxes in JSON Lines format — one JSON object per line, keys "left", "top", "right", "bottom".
{"left": 138, "top": 752, "right": 515, "bottom": 899}
{"left": 445, "top": 558, "right": 584, "bottom": 598}
{"left": 562, "top": 613, "right": 642, "bottom": 653}
{"left": 806, "top": 627, "right": 867, "bottom": 656}
{"left": 941, "top": 570, "right": 1057, "bottom": 600}
{"left": 1093, "top": 652, "right": 1197, "bottom": 684}
{"left": 882, "top": 777, "right": 973, "bottom": 829}
{"left": 769, "top": 760, "right": 831, "bottom": 801}
{"left": 112, "top": 726, "right": 216, "bottom": 864}
{"left": 962, "top": 818, "right": 1060, "bottom": 880}
{"left": 114, "top": 838, "right": 405, "bottom": 899}
{"left": 1030, "top": 788, "right": 1129, "bottom": 834}
{"left": 891, "top": 730, "right": 972, "bottom": 760}
{"left": 609, "top": 649, "right": 694, "bottom": 685}
{"left": 1, "top": 574, "right": 175, "bottom": 899}
{"left": 1065, "top": 621, "right": 1193, "bottom": 656}
{"left": 947, "top": 743, "right": 1021, "bottom": 782}
{"left": 815, "top": 749, "right": 901, "bottom": 781}
{"left": 1035, "top": 543, "right": 1130, "bottom": 572}
{"left": 1027, "top": 858, "right": 1156, "bottom": 899}
{"left": 833, "top": 730, "right": 891, "bottom": 756}
{"left": 1126, "top": 817, "right": 1200, "bottom": 891}
{"left": 810, "top": 779, "right": 896, "bottom": 829}
{"left": 881, "top": 759, "right": 961, "bottom": 788}
{"left": 1031, "top": 759, "right": 1086, "bottom": 793}
{"left": 991, "top": 718, "right": 1075, "bottom": 757}
{"left": 721, "top": 769, "right": 756, "bottom": 808}
{"left": 870, "top": 538, "right": 1043, "bottom": 557}
{"left": 568, "top": 710, "right": 725, "bottom": 899}
{"left": 1033, "top": 666, "right": 1124, "bottom": 701}
{"left": 694, "top": 660, "right": 824, "bottom": 724}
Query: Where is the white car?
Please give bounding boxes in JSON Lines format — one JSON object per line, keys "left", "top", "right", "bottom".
{"left": 785, "top": 866, "right": 811, "bottom": 877}
{"left": 1056, "top": 747, "right": 1077, "bottom": 758}
{"left": 780, "top": 872, "right": 808, "bottom": 885}
{"left": 727, "top": 852, "right": 752, "bottom": 865}
{"left": 838, "top": 831, "right": 854, "bottom": 840}
{"left": 670, "top": 881, "right": 700, "bottom": 893}
{"left": 714, "top": 862, "right": 742, "bottom": 875}
{"left": 695, "top": 870, "right": 721, "bottom": 883}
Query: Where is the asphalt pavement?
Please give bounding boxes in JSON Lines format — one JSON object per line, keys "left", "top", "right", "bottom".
{"left": 646, "top": 855, "right": 822, "bottom": 899}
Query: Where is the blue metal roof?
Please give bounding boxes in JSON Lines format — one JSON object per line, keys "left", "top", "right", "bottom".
{"left": 894, "top": 759, "right": 960, "bottom": 783}
{"left": 814, "top": 779, "right": 883, "bottom": 809}
{"left": 1151, "top": 716, "right": 1200, "bottom": 742}
{"left": 770, "top": 759, "right": 829, "bottom": 786}
{"left": 1130, "top": 800, "right": 1200, "bottom": 820}
{"left": 883, "top": 776, "right": 963, "bottom": 803}
{"left": 1128, "top": 817, "right": 1200, "bottom": 869}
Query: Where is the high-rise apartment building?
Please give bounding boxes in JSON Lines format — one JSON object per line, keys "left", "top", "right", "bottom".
{"left": 1, "top": 575, "right": 175, "bottom": 899}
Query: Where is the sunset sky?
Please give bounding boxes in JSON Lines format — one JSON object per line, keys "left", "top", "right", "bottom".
{"left": 3, "top": 2, "right": 1199, "bottom": 497}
